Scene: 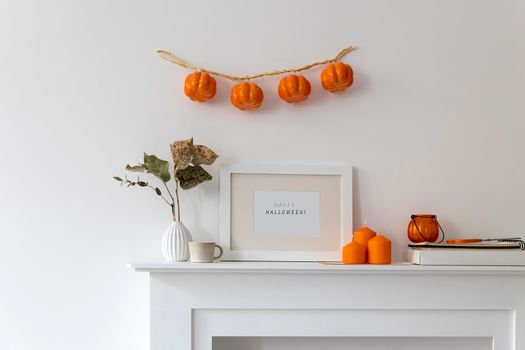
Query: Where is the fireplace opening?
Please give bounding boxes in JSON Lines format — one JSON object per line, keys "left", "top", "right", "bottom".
{"left": 213, "top": 336, "right": 491, "bottom": 350}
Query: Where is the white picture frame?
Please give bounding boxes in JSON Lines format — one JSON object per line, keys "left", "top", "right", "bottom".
{"left": 219, "top": 164, "right": 353, "bottom": 261}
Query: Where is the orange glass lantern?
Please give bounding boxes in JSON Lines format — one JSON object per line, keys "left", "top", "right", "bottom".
{"left": 407, "top": 214, "right": 445, "bottom": 243}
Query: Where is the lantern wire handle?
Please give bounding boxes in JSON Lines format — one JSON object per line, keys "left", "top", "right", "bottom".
{"left": 410, "top": 215, "right": 446, "bottom": 243}
{"left": 434, "top": 218, "right": 446, "bottom": 243}
{"left": 156, "top": 45, "right": 357, "bottom": 82}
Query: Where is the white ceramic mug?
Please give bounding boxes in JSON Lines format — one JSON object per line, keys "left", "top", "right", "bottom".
{"left": 188, "top": 242, "right": 223, "bottom": 263}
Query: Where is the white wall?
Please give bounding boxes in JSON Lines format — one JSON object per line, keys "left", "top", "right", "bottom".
{"left": 1, "top": 0, "right": 524, "bottom": 349}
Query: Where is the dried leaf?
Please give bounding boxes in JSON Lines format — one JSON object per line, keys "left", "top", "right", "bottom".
{"left": 176, "top": 165, "right": 212, "bottom": 190}
{"left": 126, "top": 164, "right": 146, "bottom": 172}
{"left": 192, "top": 145, "right": 218, "bottom": 166}
{"left": 170, "top": 138, "right": 194, "bottom": 170}
{"left": 155, "top": 188, "right": 162, "bottom": 196}
{"left": 143, "top": 153, "right": 171, "bottom": 183}
{"left": 113, "top": 176, "right": 123, "bottom": 182}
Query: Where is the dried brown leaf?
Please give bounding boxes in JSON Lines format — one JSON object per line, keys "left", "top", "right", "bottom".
{"left": 176, "top": 165, "right": 212, "bottom": 190}
{"left": 170, "top": 138, "right": 194, "bottom": 170}
{"left": 192, "top": 145, "right": 218, "bottom": 166}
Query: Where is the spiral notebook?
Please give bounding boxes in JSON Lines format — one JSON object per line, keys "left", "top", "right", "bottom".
{"left": 409, "top": 241, "right": 523, "bottom": 250}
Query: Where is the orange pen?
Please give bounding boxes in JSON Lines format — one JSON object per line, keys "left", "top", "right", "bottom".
{"left": 447, "top": 237, "right": 522, "bottom": 244}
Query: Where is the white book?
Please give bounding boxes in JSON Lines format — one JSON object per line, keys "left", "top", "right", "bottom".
{"left": 410, "top": 248, "right": 525, "bottom": 266}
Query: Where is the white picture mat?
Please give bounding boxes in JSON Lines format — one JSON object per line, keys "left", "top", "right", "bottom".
{"left": 219, "top": 164, "right": 353, "bottom": 261}
{"left": 253, "top": 191, "right": 320, "bottom": 237}
{"left": 231, "top": 174, "right": 340, "bottom": 252}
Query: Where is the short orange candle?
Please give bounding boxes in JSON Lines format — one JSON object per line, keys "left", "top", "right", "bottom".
{"left": 342, "top": 241, "right": 366, "bottom": 264}
{"left": 367, "top": 234, "right": 392, "bottom": 264}
{"left": 353, "top": 225, "right": 376, "bottom": 260}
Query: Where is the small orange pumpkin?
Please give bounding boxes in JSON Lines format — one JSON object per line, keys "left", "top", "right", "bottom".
{"left": 184, "top": 71, "right": 216, "bottom": 102}
{"left": 278, "top": 75, "right": 311, "bottom": 103}
{"left": 230, "top": 82, "right": 264, "bottom": 110}
{"left": 320, "top": 62, "right": 354, "bottom": 93}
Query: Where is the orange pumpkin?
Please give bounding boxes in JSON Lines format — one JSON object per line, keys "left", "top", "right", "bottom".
{"left": 184, "top": 71, "right": 216, "bottom": 102}
{"left": 320, "top": 62, "right": 354, "bottom": 93}
{"left": 278, "top": 75, "right": 311, "bottom": 103}
{"left": 230, "top": 82, "right": 264, "bottom": 110}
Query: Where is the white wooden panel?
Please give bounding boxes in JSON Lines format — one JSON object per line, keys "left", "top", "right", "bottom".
{"left": 148, "top": 269, "right": 525, "bottom": 350}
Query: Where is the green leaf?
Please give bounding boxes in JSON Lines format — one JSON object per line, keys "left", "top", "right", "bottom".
{"left": 143, "top": 153, "right": 171, "bottom": 183}
{"left": 113, "top": 176, "right": 123, "bottom": 182}
{"left": 137, "top": 181, "right": 147, "bottom": 187}
{"left": 155, "top": 188, "right": 162, "bottom": 196}
{"left": 176, "top": 165, "right": 212, "bottom": 190}
{"left": 126, "top": 164, "right": 146, "bottom": 172}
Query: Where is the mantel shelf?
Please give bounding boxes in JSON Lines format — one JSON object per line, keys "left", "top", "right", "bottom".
{"left": 128, "top": 261, "right": 525, "bottom": 275}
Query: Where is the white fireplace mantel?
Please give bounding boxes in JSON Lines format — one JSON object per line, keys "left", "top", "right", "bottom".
{"left": 130, "top": 261, "right": 525, "bottom": 350}
{"left": 130, "top": 261, "right": 525, "bottom": 274}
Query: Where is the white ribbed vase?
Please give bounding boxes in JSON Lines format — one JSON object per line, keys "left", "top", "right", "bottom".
{"left": 161, "top": 221, "right": 193, "bottom": 262}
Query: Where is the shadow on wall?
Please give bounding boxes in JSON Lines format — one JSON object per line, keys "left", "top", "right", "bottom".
{"left": 353, "top": 166, "right": 363, "bottom": 230}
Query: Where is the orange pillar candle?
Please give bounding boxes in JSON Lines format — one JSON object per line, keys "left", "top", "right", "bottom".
{"left": 342, "top": 241, "right": 366, "bottom": 264}
{"left": 353, "top": 225, "right": 377, "bottom": 246}
{"left": 353, "top": 225, "right": 376, "bottom": 260}
{"left": 367, "top": 234, "right": 392, "bottom": 264}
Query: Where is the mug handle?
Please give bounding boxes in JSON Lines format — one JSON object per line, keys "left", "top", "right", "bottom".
{"left": 214, "top": 244, "right": 223, "bottom": 260}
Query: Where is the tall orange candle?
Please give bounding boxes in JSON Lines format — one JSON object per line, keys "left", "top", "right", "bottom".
{"left": 353, "top": 225, "right": 376, "bottom": 260}
{"left": 367, "top": 234, "right": 392, "bottom": 264}
{"left": 342, "top": 241, "right": 366, "bottom": 264}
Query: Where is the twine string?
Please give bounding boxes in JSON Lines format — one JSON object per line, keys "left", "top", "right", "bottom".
{"left": 156, "top": 45, "right": 357, "bottom": 82}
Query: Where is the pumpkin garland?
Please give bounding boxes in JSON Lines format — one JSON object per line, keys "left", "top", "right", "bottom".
{"left": 157, "top": 45, "right": 357, "bottom": 110}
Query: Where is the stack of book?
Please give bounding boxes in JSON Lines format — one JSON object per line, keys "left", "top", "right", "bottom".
{"left": 409, "top": 241, "right": 525, "bottom": 266}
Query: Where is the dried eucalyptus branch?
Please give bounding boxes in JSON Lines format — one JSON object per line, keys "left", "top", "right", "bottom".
{"left": 113, "top": 175, "right": 173, "bottom": 208}
{"left": 161, "top": 181, "right": 177, "bottom": 221}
